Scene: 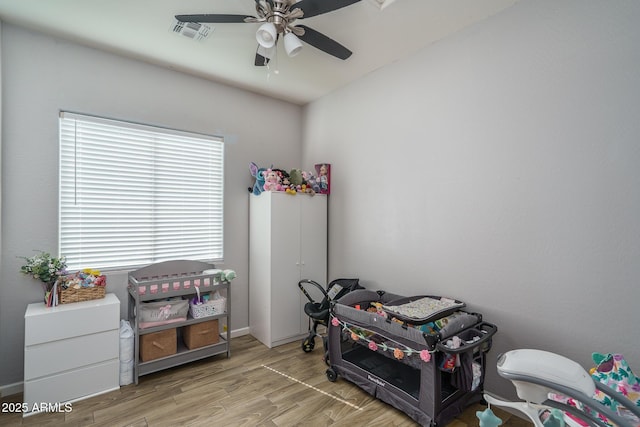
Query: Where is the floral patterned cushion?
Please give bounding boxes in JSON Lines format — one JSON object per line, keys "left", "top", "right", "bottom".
{"left": 590, "top": 353, "right": 640, "bottom": 426}
{"left": 549, "top": 353, "right": 640, "bottom": 427}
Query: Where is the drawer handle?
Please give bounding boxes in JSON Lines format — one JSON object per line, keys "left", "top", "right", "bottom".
{"left": 198, "top": 329, "right": 212, "bottom": 335}
{"left": 152, "top": 341, "right": 165, "bottom": 350}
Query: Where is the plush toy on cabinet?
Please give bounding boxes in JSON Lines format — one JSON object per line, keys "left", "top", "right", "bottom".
{"left": 248, "top": 162, "right": 266, "bottom": 195}
{"left": 302, "top": 171, "right": 320, "bottom": 194}
{"left": 273, "top": 169, "right": 289, "bottom": 185}
{"left": 283, "top": 168, "right": 303, "bottom": 194}
{"left": 249, "top": 163, "right": 329, "bottom": 195}
{"left": 289, "top": 169, "right": 303, "bottom": 187}
{"left": 262, "top": 168, "right": 282, "bottom": 192}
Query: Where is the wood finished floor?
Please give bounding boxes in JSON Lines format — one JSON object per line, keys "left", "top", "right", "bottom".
{"left": 1, "top": 334, "right": 532, "bottom": 427}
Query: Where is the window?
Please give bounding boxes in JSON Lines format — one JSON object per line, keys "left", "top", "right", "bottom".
{"left": 59, "top": 112, "right": 224, "bottom": 271}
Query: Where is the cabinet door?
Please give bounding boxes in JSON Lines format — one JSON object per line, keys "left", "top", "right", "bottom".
{"left": 249, "top": 193, "right": 273, "bottom": 345}
{"left": 300, "top": 195, "right": 327, "bottom": 285}
{"left": 270, "top": 194, "right": 305, "bottom": 342}
{"left": 299, "top": 195, "right": 327, "bottom": 333}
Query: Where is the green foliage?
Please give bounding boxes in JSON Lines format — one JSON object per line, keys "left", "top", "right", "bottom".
{"left": 20, "top": 251, "right": 67, "bottom": 285}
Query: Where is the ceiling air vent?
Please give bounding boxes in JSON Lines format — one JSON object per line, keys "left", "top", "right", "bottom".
{"left": 170, "top": 18, "right": 213, "bottom": 41}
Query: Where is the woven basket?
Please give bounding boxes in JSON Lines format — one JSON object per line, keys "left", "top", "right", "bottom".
{"left": 58, "top": 285, "right": 106, "bottom": 304}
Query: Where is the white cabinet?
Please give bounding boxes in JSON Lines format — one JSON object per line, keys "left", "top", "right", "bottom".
{"left": 23, "top": 294, "right": 120, "bottom": 416}
{"left": 249, "top": 192, "right": 327, "bottom": 348}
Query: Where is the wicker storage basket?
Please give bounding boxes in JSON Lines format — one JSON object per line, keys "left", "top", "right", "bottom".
{"left": 58, "top": 285, "right": 106, "bottom": 305}
{"left": 183, "top": 319, "right": 219, "bottom": 350}
{"left": 140, "top": 329, "right": 177, "bottom": 362}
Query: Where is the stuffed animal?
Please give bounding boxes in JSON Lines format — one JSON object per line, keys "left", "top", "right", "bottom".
{"left": 248, "top": 162, "right": 266, "bottom": 195}
{"left": 302, "top": 171, "right": 320, "bottom": 194}
{"left": 289, "top": 169, "right": 304, "bottom": 187}
{"left": 310, "top": 172, "right": 320, "bottom": 192}
{"left": 262, "top": 168, "right": 282, "bottom": 191}
{"left": 273, "top": 169, "right": 289, "bottom": 184}
{"left": 541, "top": 409, "right": 565, "bottom": 427}
{"left": 370, "top": 302, "right": 388, "bottom": 318}
{"left": 476, "top": 408, "right": 503, "bottom": 427}
{"left": 220, "top": 269, "right": 236, "bottom": 281}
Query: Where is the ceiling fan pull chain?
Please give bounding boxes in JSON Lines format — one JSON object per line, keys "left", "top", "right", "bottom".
{"left": 266, "top": 43, "right": 279, "bottom": 79}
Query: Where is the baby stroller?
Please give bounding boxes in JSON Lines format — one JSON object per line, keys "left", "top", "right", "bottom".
{"left": 298, "top": 278, "right": 363, "bottom": 357}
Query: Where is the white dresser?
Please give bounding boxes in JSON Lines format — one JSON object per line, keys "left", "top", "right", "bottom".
{"left": 23, "top": 293, "right": 120, "bottom": 416}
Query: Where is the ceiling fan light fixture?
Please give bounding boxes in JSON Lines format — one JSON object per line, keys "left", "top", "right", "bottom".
{"left": 179, "top": 0, "right": 361, "bottom": 65}
{"left": 284, "top": 32, "right": 303, "bottom": 57}
{"left": 256, "top": 22, "right": 277, "bottom": 48}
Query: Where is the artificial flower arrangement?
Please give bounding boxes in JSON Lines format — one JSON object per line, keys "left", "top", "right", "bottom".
{"left": 20, "top": 252, "right": 106, "bottom": 306}
{"left": 20, "top": 251, "right": 69, "bottom": 307}
{"left": 20, "top": 251, "right": 68, "bottom": 293}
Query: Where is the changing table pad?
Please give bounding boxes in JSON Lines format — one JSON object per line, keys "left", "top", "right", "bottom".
{"left": 383, "top": 295, "right": 465, "bottom": 324}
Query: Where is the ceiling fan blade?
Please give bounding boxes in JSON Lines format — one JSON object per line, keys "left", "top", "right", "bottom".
{"left": 175, "top": 14, "right": 254, "bottom": 23}
{"left": 254, "top": 0, "right": 271, "bottom": 17}
{"left": 296, "top": 25, "right": 352, "bottom": 60}
{"left": 255, "top": 52, "right": 270, "bottom": 66}
{"left": 255, "top": 44, "right": 273, "bottom": 66}
{"left": 294, "top": 0, "right": 361, "bottom": 18}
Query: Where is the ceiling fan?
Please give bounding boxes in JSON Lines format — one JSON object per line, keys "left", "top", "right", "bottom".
{"left": 175, "top": 0, "right": 361, "bottom": 66}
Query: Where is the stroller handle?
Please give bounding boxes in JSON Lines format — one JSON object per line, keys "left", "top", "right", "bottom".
{"left": 298, "top": 279, "right": 329, "bottom": 304}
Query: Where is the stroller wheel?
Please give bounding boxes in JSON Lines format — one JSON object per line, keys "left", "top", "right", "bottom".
{"left": 326, "top": 368, "right": 338, "bottom": 382}
{"left": 302, "top": 338, "right": 315, "bottom": 353}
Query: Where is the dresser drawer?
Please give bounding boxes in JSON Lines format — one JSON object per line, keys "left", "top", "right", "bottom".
{"left": 23, "top": 359, "right": 119, "bottom": 412}
{"left": 24, "top": 294, "right": 119, "bottom": 346}
{"left": 24, "top": 329, "right": 119, "bottom": 380}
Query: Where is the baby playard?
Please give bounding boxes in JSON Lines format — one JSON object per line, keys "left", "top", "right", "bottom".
{"left": 325, "top": 289, "right": 497, "bottom": 427}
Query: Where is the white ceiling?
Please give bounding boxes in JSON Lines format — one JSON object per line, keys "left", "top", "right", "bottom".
{"left": 0, "top": 0, "right": 517, "bottom": 105}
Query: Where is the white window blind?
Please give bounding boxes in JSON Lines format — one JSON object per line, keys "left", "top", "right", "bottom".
{"left": 59, "top": 112, "right": 224, "bottom": 271}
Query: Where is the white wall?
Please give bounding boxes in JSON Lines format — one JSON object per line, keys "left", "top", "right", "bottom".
{"left": 0, "top": 23, "right": 302, "bottom": 388}
{"left": 303, "top": 0, "right": 640, "bottom": 399}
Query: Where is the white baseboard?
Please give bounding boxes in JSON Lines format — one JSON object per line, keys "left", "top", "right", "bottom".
{"left": 1, "top": 381, "right": 23, "bottom": 398}
{"left": 230, "top": 326, "right": 250, "bottom": 338}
